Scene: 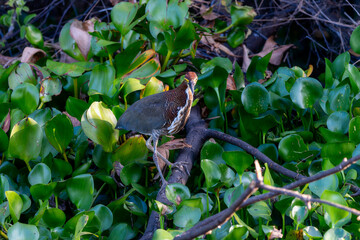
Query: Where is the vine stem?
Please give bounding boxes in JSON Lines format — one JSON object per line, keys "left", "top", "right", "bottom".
{"left": 74, "top": 78, "right": 78, "bottom": 99}
{"left": 161, "top": 50, "right": 172, "bottom": 72}
{"left": 62, "top": 152, "right": 69, "bottom": 162}
{"left": 0, "top": 230, "right": 8, "bottom": 240}
{"left": 25, "top": 161, "right": 32, "bottom": 172}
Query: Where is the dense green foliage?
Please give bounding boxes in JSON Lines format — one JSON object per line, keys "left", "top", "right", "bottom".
{"left": 1, "top": 0, "right": 360, "bottom": 239}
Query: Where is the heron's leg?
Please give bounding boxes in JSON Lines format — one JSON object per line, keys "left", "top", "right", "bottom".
{"left": 152, "top": 135, "right": 167, "bottom": 185}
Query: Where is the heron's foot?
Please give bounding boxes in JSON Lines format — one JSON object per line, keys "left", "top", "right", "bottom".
{"left": 171, "top": 161, "right": 191, "bottom": 176}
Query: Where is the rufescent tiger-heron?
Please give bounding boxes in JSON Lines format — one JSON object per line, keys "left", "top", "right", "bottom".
{"left": 115, "top": 72, "right": 198, "bottom": 184}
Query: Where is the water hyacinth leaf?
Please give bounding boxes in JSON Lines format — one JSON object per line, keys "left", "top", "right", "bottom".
{"left": 59, "top": 21, "right": 85, "bottom": 61}
{"left": 9, "top": 117, "right": 42, "bottom": 164}
{"left": 350, "top": 25, "right": 360, "bottom": 54}
{"left": 153, "top": 229, "right": 174, "bottom": 240}
{"left": 303, "top": 226, "right": 322, "bottom": 239}
{"left": 278, "top": 134, "right": 308, "bottom": 162}
{"left": 328, "top": 85, "right": 350, "bottom": 112}
{"left": 0, "top": 128, "right": 8, "bottom": 152}
{"left": 224, "top": 186, "right": 244, "bottom": 208}
{"left": 5, "top": 191, "right": 23, "bottom": 223}
{"left": 173, "top": 20, "right": 196, "bottom": 51}
{"left": 30, "top": 182, "right": 57, "bottom": 201}
{"left": 89, "top": 63, "right": 116, "bottom": 97}
{"left": 200, "top": 57, "right": 233, "bottom": 74}
{"left": 218, "top": 164, "right": 235, "bottom": 187}
{"left": 0, "top": 202, "right": 10, "bottom": 225}
{"left": 66, "top": 97, "right": 90, "bottom": 121}
{"left": 8, "top": 63, "right": 36, "bottom": 90}
{"left": 247, "top": 201, "right": 271, "bottom": 221}
{"left": 241, "top": 82, "right": 270, "bottom": 116}
{"left": 92, "top": 145, "right": 113, "bottom": 172}
{"left": 43, "top": 208, "right": 66, "bottom": 228}
{"left": 74, "top": 215, "right": 89, "bottom": 240}
{"left": 230, "top": 5, "right": 256, "bottom": 26}
{"left": 201, "top": 159, "right": 221, "bottom": 188}
{"left": 258, "top": 143, "right": 278, "bottom": 162}
{"left": 222, "top": 151, "right": 253, "bottom": 175}
{"left": 109, "top": 223, "right": 137, "bottom": 240}
{"left": 332, "top": 52, "right": 350, "bottom": 79}
{"left": 46, "top": 60, "right": 91, "bottom": 77}
{"left": 321, "top": 190, "right": 349, "bottom": 227}
{"left": 126, "top": 58, "right": 161, "bottom": 81}
{"left": 140, "top": 77, "right": 164, "bottom": 98}
{"left": 0, "top": 175, "right": 9, "bottom": 201}
{"left": 114, "top": 40, "right": 145, "bottom": 78}
{"left": 200, "top": 141, "right": 224, "bottom": 163}
{"left": 166, "top": 183, "right": 191, "bottom": 205}
{"left": 25, "top": 24, "right": 44, "bottom": 48}
{"left": 45, "top": 114, "right": 73, "bottom": 154}
{"left": 309, "top": 173, "right": 338, "bottom": 197}
{"left": 66, "top": 174, "right": 94, "bottom": 210}
{"left": 120, "top": 162, "right": 142, "bottom": 186}
{"left": 344, "top": 64, "right": 360, "bottom": 94}
{"left": 326, "top": 111, "right": 350, "bottom": 134}
{"left": 290, "top": 77, "right": 323, "bottom": 109}
{"left": 39, "top": 77, "right": 62, "bottom": 103}
{"left": 224, "top": 226, "right": 248, "bottom": 240}
{"left": 124, "top": 195, "right": 147, "bottom": 216}
{"left": 11, "top": 82, "right": 39, "bottom": 115}
{"left": 290, "top": 205, "right": 308, "bottom": 225}
{"left": 81, "top": 101, "right": 118, "bottom": 152}
{"left": 120, "top": 78, "right": 145, "bottom": 103}
{"left": 324, "top": 58, "right": 334, "bottom": 88}
{"left": 246, "top": 53, "right": 272, "bottom": 83}
{"left": 321, "top": 142, "right": 355, "bottom": 166}
{"left": 28, "top": 163, "right": 51, "bottom": 185}
{"left": 112, "top": 136, "right": 148, "bottom": 165}
{"left": 274, "top": 197, "right": 293, "bottom": 215}
{"left": 173, "top": 205, "right": 201, "bottom": 228}
{"left": 349, "top": 116, "right": 360, "bottom": 144}
{"left": 91, "top": 204, "right": 113, "bottom": 232}
{"left": 8, "top": 222, "right": 39, "bottom": 240}
{"left": 227, "top": 26, "right": 245, "bottom": 48}
{"left": 324, "top": 228, "right": 351, "bottom": 240}
{"left": 111, "top": 2, "right": 139, "bottom": 36}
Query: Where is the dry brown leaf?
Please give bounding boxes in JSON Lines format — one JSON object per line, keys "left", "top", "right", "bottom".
{"left": 200, "top": 5, "right": 220, "bottom": 21}
{"left": 269, "top": 226, "right": 283, "bottom": 239}
{"left": 0, "top": 54, "right": 17, "bottom": 66}
{"left": 2, "top": 109, "right": 10, "bottom": 133}
{"left": 200, "top": 35, "right": 237, "bottom": 57}
{"left": 63, "top": 112, "right": 81, "bottom": 127}
{"left": 70, "top": 19, "right": 95, "bottom": 60}
{"left": 110, "top": 0, "right": 121, "bottom": 5}
{"left": 21, "top": 47, "right": 46, "bottom": 63}
{"left": 160, "top": 138, "right": 192, "bottom": 150}
{"left": 226, "top": 74, "right": 236, "bottom": 90}
{"left": 349, "top": 49, "right": 360, "bottom": 57}
{"left": 242, "top": 44, "right": 251, "bottom": 72}
{"left": 254, "top": 36, "right": 294, "bottom": 66}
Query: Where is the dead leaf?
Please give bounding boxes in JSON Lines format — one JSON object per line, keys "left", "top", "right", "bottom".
{"left": 0, "top": 54, "right": 17, "bottom": 66}
{"left": 21, "top": 47, "right": 46, "bottom": 63}
{"left": 269, "top": 226, "right": 283, "bottom": 239}
{"left": 2, "top": 109, "right": 10, "bottom": 133}
{"left": 226, "top": 74, "right": 236, "bottom": 90}
{"left": 110, "top": 0, "right": 121, "bottom": 5}
{"left": 70, "top": 19, "right": 95, "bottom": 60}
{"left": 254, "top": 36, "right": 294, "bottom": 66}
{"left": 242, "top": 44, "right": 251, "bottom": 72}
{"left": 200, "top": 5, "right": 220, "bottom": 21}
{"left": 159, "top": 138, "right": 192, "bottom": 150}
{"left": 201, "top": 35, "right": 237, "bottom": 57}
{"left": 63, "top": 112, "right": 80, "bottom": 127}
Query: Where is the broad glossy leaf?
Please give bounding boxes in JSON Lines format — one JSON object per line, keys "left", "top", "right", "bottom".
{"left": 0, "top": 202, "right": 10, "bottom": 225}
{"left": 321, "top": 190, "right": 349, "bottom": 227}
{"left": 328, "top": 85, "right": 350, "bottom": 112}
{"left": 274, "top": 197, "right": 293, "bottom": 215}
{"left": 230, "top": 5, "right": 256, "bottom": 26}
{"left": 332, "top": 52, "right": 350, "bottom": 79}
{"left": 11, "top": 82, "right": 39, "bottom": 115}
{"left": 0, "top": 128, "right": 8, "bottom": 152}
{"left": 173, "top": 20, "right": 196, "bottom": 51}
{"left": 344, "top": 64, "right": 360, "bottom": 94}
{"left": 227, "top": 26, "right": 245, "bottom": 48}
{"left": 93, "top": 145, "right": 113, "bottom": 172}
{"left": 39, "top": 77, "right": 62, "bottom": 103}
{"left": 201, "top": 57, "right": 233, "bottom": 74}
{"left": 201, "top": 159, "right": 221, "bottom": 188}
{"left": 140, "top": 76, "right": 164, "bottom": 98}
{"left": 224, "top": 226, "right": 248, "bottom": 240}
{"left": 258, "top": 143, "right": 278, "bottom": 162}
{"left": 5, "top": 191, "right": 23, "bottom": 223}
{"left": 59, "top": 21, "right": 85, "bottom": 61}
{"left": 324, "top": 58, "right": 334, "bottom": 88}
{"left": 28, "top": 163, "right": 51, "bottom": 185}
{"left": 224, "top": 186, "right": 244, "bottom": 208}
{"left": 324, "top": 228, "right": 351, "bottom": 240}
{"left": 246, "top": 53, "right": 272, "bottom": 82}
{"left": 173, "top": 205, "right": 201, "bottom": 228}
{"left": 43, "top": 208, "right": 66, "bottom": 228}
{"left": 109, "top": 223, "right": 137, "bottom": 240}
{"left": 46, "top": 60, "right": 94, "bottom": 77}
{"left": 222, "top": 151, "right": 253, "bottom": 175}
{"left": 53, "top": 158, "right": 73, "bottom": 179}
{"left": 89, "top": 63, "right": 116, "bottom": 97}
{"left": 120, "top": 162, "right": 142, "bottom": 186}
{"left": 247, "top": 201, "right": 271, "bottom": 221}
{"left": 91, "top": 204, "right": 113, "bottom": 232}
{"left": 290, "top": 204, "right": 308, "bottom": 225}
{"left": 321, "top": 142, "right": 355, "bottom": 166}
{"left": 9, "top": 117, "right": 42, "bottom": 163}
{"left": 218, "top": 164, "right": 235, "bottom": 187}
{"left": 349, "top": 116, "right": 360, "bottom": 144}
{"left": 66, "top": 97, "right": 90, "bottom": 121}
{"left": 200, "top": 140, "right": 224, "bottom": 163}
{"left": 153, "top": 229, "right": 173, "bottom": 240}
{"left": 0, "top": 175, "right": 9, "bottom": 201}
{"left": 290, "top": 77, "right": 323, "bottom": 109}
{"left": 81, "top": 101, "right": 118, "bottom": 152}
{"left": 45, "top": 114, "right": 73, "bottom": 154}
{"left": 351, "top": 25, "right": 360, "bottom": 54}
{"left": 278, "top": 134, "right": 307, "bottom": 162}
{"left": 8, "top": 222, "right": 39, "bottom": 240}
{"left": 25, "top": 24, "right": 44, "bottom": 48}
{"left": 112, "top": 136, "right": 148, "bottom": 165}
{"left": 1, "top": 61, "right": 19, "bottom": 91}
{"left": 326, "top": 111, "right": 349, "bottom": 134}
{"left": 303, "top": 226, "right": 322, "bottom": 239}
{"left": 120, "top": 78, "right": 145, "bottom": 102}
{"left": 241, "top": 82, "right": 270, "bottom": 115}
{"left": 30, "top": 182, "right": 57, "bottom": 201}
{"left": 126, "top": 58, "right": 161, "bottom": 81}
{"left": 114, "top": 40, "right": 145, "bottom": 78}
{"left": 124, "top": 195, "right": 147, "bottom": 216}
{"left": 111, "top": 2, "right": 139, "bottom": 36}
{"left": 66, "top": 174, "right": 94, "bottom": 210}
{"left": 166, "top": 183, "right": 191, "bottom": 205}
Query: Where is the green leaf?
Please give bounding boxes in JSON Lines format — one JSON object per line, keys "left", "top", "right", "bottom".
{"left": 332, "top": 52, "right": 350, "bottom": 79}
{"left": 5, "top": 191, "right": 23, "bottom": 223}
{"left": 290, "top": 77, "right": 323, "bottom": 109}
{"left": 66, "top": 174, "right": 94, "bottom": 210}
{"left": 201, "top": 159, "right": 221, "bottom": 188}
{"left": 112, "top": 136, "right": 148, "bottom": 165}
{"left": 200, "top": 140, "right": 224, "bottom": 163}
{"left": 28, "top": 163, "right": 51, "bottom": 185}
{"left": 153, "top": 229, "right": 174, "bottom": 240}
{"left": 120, "top": 78, "right": 145, "bottom": 102}
{"left": 91, "top": 204, "right": 113, "bottom": 232}
{"left": 241, "top": 82, "right": 270, "bottom": 116}
{"left": 66, "top": 97, "right": 90, "bottom": 121}
{"left": 246, "top": 52, "right": 272, "bottom": 82}
{"left": 222, "top": 151, "right": 253, "bottom": 175}
{"left": 321, "top": 142, "right": 355, "bottom": 166}
{"left": 173, "top": 205, "right": 201, "bottom": 228}
{"left": 8, "top": 63, "right": 36, "bottom": 90}
{"left": 89, "top": 63, "right": 116, "bottom": 97}
{"left": 309, "top": 160, "right": 338, "bottom": 197}
{"left": 42, "top": 208, "right": 66, "bottom": 228}
{"left": 230, "top": 5, "right": 256, "bottom": 26}
{"left": 247, "top": 201, "right": 271, "bottom": 221}
{"left": 323, "top": 228, "right": 351, "bottom": 240}
{"left": 25, "top": 24, "right": 44, "bottom": 48}
{"left": 0, "top": 128, "right": 9, "bottom": 152}
{"left": 166, "top": 183, "right": 190, "bottom": 205}
{"left": 74, "top": 215, "right": 89, "bottom": 240}
{"left": 11, "top": 82, "right": 39, "bottom": 115}
{"left": 140, "top": 76, "right": 164, "bottom": 98}
{"left": 45, "top": 114, "right": 73, "bottom": 154}
{"left": 351, "top": 25, "right": 360, "bottom": 54}
{"left": 278, "top": 134, "right": 308, "bottom": 162}
{"left": 109, "top": 223, "right": 137, "bottom": 240}
{"left": 46, "top": 60, "right": 93, "bottom": 77}
{"left": 30, "top": 183, "right": 57, "bottom": 201}
{"left": 9, "top": 117, "right": 42, "bottom": 163}
{"left": 321, "top": 190, "right": 349, "bottom": 227}
{"left": 8, "top": 222, "right": 39, "bottom": 240}
{"left": 111, "top": 2, "right": 139, "bottom": 36}
{"left": 120, "top": 163, "right": 142, "bottom": 186}
{"left": 59, "top": 21, "right": 85, "bottom": 61}
{"left": 258, "top": 143, "right": 278, "bottom": 162}
{"left": 81, "top": 101, "right": 118, "bottom": 152}
{"left": 328, "top": 85, "right": 350, "bottom": 112}
{"left": 173, "top": 20, "right": 196, "bottom": 51}
{"left": 326, "top": 111, "right": 350, "bottom": 134}
{"left": 0, "top": 175, "right": 9, "bottom": 201}
{"left": 224, "top": 226, "right": 248, "bottom": 240}
{"left": 39, "top": 77, "right": 62, "bottom": 103}
{"left": 324, "top": 58, "right": 334, "bottom": 88}
{"left": 227, "top": 26, "right": 245, "bottom": 48}
{"left": 349, "top": 116, "right": 360, "bottom": 144}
